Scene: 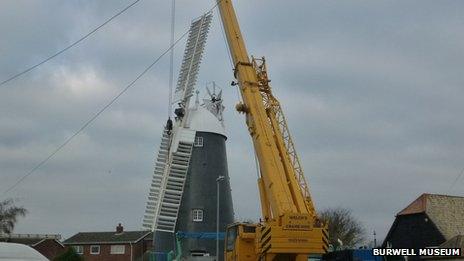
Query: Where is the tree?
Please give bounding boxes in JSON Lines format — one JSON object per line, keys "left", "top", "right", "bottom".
{"left": 319, "top": 207, "right": 365, "bottom": 250}
{"left": 54, "top": 248, "right": 84, "bottom": 261}
{"left": 0, "top": 198, "right": 27, "bottom": 234}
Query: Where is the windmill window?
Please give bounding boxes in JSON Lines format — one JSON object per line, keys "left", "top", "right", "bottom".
{"left": 194, "top": 136, "right": 204, "bottom": 147}
{"left": 192, "top": 209, "right": 204, "bottom": 222}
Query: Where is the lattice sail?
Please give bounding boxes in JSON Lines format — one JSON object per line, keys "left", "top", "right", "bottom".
{"left": 173, "top": 13, "right": 212, "bottom": 105}
{"left": 143, "top": 127, "right": 196, "bottom": 232}
{"left": 143, "top": 127, "right": 171, "bottom": 230}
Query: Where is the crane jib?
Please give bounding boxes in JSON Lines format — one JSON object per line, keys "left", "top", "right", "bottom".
{"left": 217, "top": 0, "right": 329, "bottom": 258}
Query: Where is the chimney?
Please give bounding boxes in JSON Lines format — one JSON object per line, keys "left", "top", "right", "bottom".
{"left": 116, "top": 223, "right": 123, "bottom": 234}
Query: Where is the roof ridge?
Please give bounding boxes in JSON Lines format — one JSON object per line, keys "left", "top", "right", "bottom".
{"left": 398, "top": 193, "right": 464, "bottom": 216}
{"left": 426, "top": 193, "right": 464, "bottom": 199}
{"left": 63, "top": 230, "right": 152, "bottom": 244}
{"left": 397, "top": 193, "right": 428, "bottom": 216}
{"left": 76, "top": 230, "right": 150, "bottom": 234}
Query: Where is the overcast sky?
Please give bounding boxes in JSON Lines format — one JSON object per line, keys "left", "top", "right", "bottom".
{"left": 1, "top": 0, "right": 464, "bottom": 243}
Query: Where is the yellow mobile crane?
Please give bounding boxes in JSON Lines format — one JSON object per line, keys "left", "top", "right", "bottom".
{"left": 217, "top": 0, "right": 328, "bottom": 260}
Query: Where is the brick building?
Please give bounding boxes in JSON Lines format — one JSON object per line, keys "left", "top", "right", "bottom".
{"left": 0, "top": 234, "right": 65, "bottom": 260}
{"left": 383, "top": 193, "right": 464, "bottom": 259}
{"left": 63, "top": 224, "right": 153, "bottom": 261}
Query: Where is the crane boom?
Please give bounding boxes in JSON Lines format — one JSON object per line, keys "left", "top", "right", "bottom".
{"left": 217, "top": 0, "right": 328, "bottom": 260}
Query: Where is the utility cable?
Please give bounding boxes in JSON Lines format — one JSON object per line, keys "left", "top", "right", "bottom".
{"left": 2, "top": 29, "right": 190, "bottom": 196}
{"left": 0, "top": 0, "right": 142, "bottom": 87}
{"left": 2, "top": 1, "right": 224, "bottom": 195}
{"left": 448, "top": 166, "right": 464, "bottom": 193}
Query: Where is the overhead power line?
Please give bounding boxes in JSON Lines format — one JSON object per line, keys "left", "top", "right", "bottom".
{"left": 2, "top": 0, "right": 224, "bottom": 196}
{"left": 2, "top": 29, "right": 190, "bottom": 196}
{"left": 449, "top": 166, "right": 464, "bottom": 193}
{"left": 0, "top": 0, "right": 142, "bottom": 87}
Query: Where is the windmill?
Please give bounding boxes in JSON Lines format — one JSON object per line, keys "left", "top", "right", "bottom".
{"left": 141, "top": 12, "right": 234, "bottom": 260}
{"left": 143, "top": 12, "right": 213, "bottom": 234}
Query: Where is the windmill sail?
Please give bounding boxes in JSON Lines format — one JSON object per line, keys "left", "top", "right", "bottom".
{"left": 142, "top": 127, "right": 171, "bottom": 229}
{"left": 142, "top": 127, "right": 196, "bottom": 232}
{"left": 142, "top": 12, "right": 213, "bottom": 233}
{"left": 173, "top": 13, "right": 212, "bottom": 106}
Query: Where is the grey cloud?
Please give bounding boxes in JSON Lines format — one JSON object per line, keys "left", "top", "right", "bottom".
{"left": 1, "top": 0, "right": 464, "bottom": 243}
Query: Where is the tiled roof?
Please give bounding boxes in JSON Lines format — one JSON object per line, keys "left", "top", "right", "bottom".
{"left": 0, "top": 235, "right": 62, "bottom": 247}
{"left": 397, "top": 193, "right": 464, "bottom": 240}
{"left": 397, "top": 194, "right": 428, "bottom": 215}
{"left": 440, "top": 235, "right": 464, "bottom": 249}
{"left": 63, "top": 231, "right": 152, "bottom": 245}
{"left": 0, "top": 237, "right": 43, "bottom": 246}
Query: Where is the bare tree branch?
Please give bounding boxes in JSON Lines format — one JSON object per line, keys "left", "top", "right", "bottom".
{"left": 0, "top": 199, "right": 27, "bottom": 235}
{"left": 319, "top": 207, "right": 366, "bottom": 250}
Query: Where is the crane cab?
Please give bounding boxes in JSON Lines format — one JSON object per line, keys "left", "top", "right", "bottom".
{"left": 224, "top": 223, "right": 257, "bottom": 261}
{"left": 224, "top": 220, "right": 328, "bottom": 261}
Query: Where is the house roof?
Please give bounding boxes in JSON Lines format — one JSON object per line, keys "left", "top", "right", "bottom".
{"left": 0, "top": 235, "right": 63, "bottom": 247}
{"left": 397, "top": 194, "right": 428, "bottom": 215}
{"left": 440, "top": 235, "right": 464, "bottom": 249}
{"left": 1, "top": 237, "right": 43, "bottom": 246}
{"left": 63, "top": 230, "right": 152, "bottom": 245}
{"left": 397, "top": 193, "right": 464, "bottom": 240}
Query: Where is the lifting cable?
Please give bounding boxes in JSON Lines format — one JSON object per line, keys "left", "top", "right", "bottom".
{"left": 254, "top": 152, "right": 261, "bottom": 178}
{"left": 214, "top": 6, "right": 241, "bottom": 103}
